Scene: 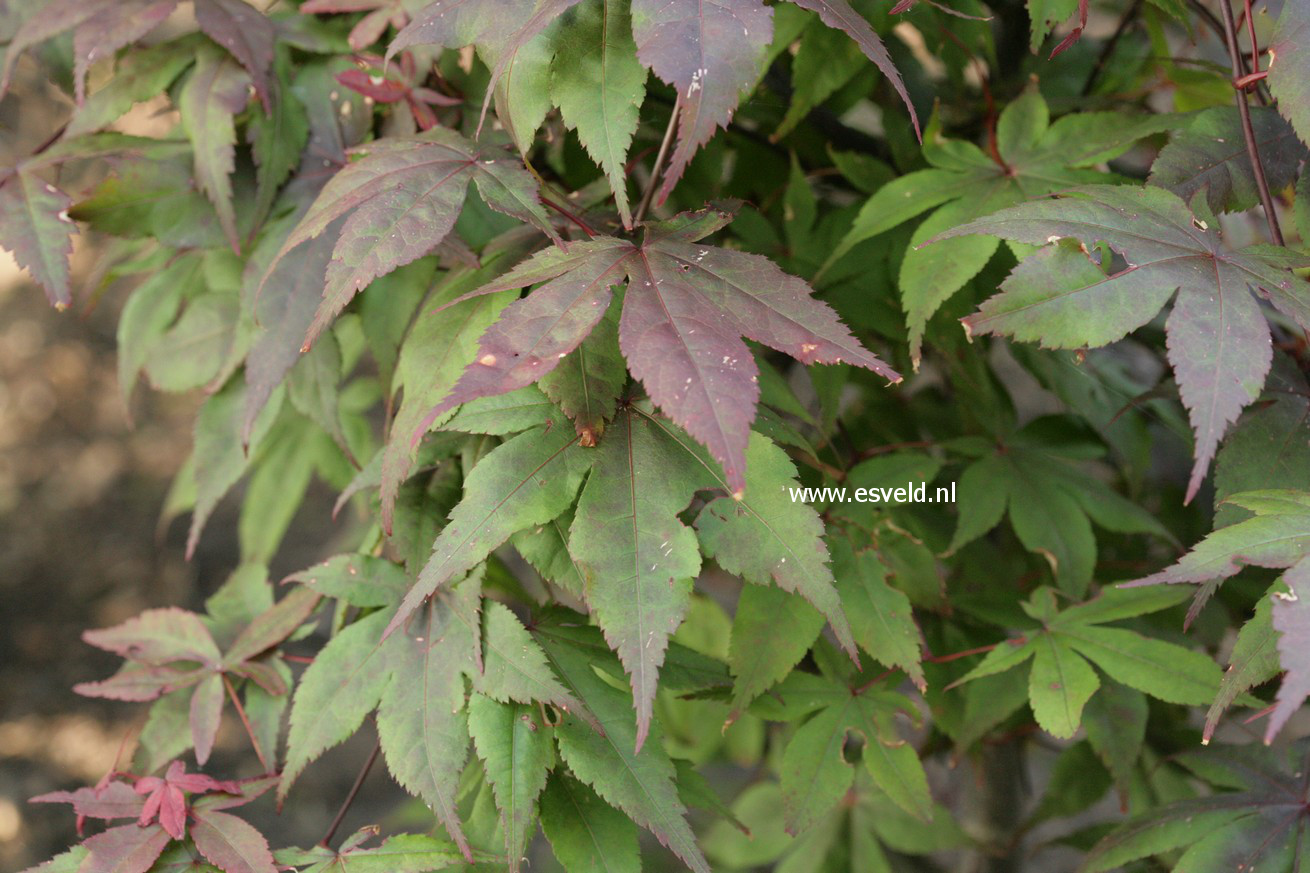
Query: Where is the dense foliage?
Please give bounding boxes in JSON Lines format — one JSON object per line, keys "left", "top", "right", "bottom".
{"left": 6, "top": 0, "right": 1310, "bottom": 870}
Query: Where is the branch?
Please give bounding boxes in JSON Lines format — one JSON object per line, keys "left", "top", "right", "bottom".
{"left": 222, "top": 675, "right": 270, "bottom": 773}
{"left": 320, "top": 737, "right": 381, "bottom": 847}
{"left": 1218, "top": 0, "right": 1284, "bottom": 245}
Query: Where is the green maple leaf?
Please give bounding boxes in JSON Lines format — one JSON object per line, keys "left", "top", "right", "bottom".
{"left": 760, "top": 671, "right": 931, "bottom": 834}
{"left": 948, "top": 416, "right": 1173, "bottom": 597}
{"left": 569, "top": 406, "right": 712, "bottom": 750}
{"left": 550, "top": 0, "right": 646, "bottom": 227}
{"left": 467, "top": 694, "right": 553, "bottom": 872}
{"left": 935, "top": 185, "right": 1310, "bottom": 504}
{"left": 950, "top": 586, "right": 1220, "bottom": 740}
{"left": 1130, "top": 489, "right": 1310, "bottom": 742}
{"left": 534, "top": 619, "right": 711, "bottom": 873}
{"left": 824, "top": 86, "right": 1170, "bottom": 362}
{"left": 1083, "top": 741, "right": 1310, "bottom": 873}
{"left": 385, "top": 422, "right": 594, "bottom": 639}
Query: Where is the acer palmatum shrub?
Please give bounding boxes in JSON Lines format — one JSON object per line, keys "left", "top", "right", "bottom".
{"left": 5, "top": 0, "right": 1310, "bottom": 871}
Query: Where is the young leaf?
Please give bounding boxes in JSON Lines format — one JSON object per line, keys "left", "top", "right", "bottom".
{"left": 938, "top": 185, "right": 1310, "bottom": 503}
{"left": 570, "top": 406, "right": 711, "bottom": 749}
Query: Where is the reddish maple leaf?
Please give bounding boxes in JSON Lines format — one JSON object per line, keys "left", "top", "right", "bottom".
{"left": 134, "top": 761, "right": 242, "bottom": 840}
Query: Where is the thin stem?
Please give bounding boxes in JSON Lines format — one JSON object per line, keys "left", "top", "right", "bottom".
{"left": 320, "top": 738, "right": 381, "bottom": 847}
{"left": 1241, "top": 0, "right": 1271, "bottom": 105}
{"left": 1184, "top": 0, "right": 1228, "bottom": 47}
{"left": 634, "top": 97, "right": 680, "bottom": 224}
{"left": 1081, "top": 0, "right": 1143, "bottom": 97}
{"left": 223, "top": 675, "right": 270, "bottom": 773}
{"left": 1218, "top": 0, "right": 1285, "bottom": 245}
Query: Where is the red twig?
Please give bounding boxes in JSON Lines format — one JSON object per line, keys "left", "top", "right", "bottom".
{"left": 320, "top": 738, "right": 381, "bottom": 847}
{"left": 223, "top": 675, "right": 270, "bottom": 773}
{"left": 1219, "top": 0, "right": 1284, "bottom": 245}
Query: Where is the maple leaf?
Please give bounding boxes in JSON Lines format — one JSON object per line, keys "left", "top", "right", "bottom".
{"left": 568, "top": 406, "right": 711, "bottom": 751}
{"left": 949, "top": 586, "right": 1220, "bottom": 739}
{"left": 1128, "top": 489, "right": 1310, "bottom": 740}
{"left": 75, "top": 585, "right": 318, "bottom": 765}
{"left": 467, "top": 694, "right": 553, "bottom": 872}
{"left": 134, "top": 761, "right": 241, "bottom": 840}
{"left": 825, "top": 87, "right": 1171, "bottom": 363}
{"left": 1213, "top": 354, "right": 1310, "bottom": 526}
{"left": 275, "top": 830, "right": 470, "bottom": 873}
{"left": 550, "top": 0, "right": 647, "bottom": 227}
{"left": 784, "top": 0, "right": 918, "bottom": 135}
{"left": 0, "top": 0, "right": 179, "bottom": 104}
{"left": 1269, "top": 558, "right": 1310, "bottom": 745}
{"left": 534, "top": 619, "right": 712, "bottom": 873}
{"left": 283, "top": 572, "right": 589, "bottom": 859}
{"left": 335, "top": 52, "right": 462, "bottom": 131}
{"left": 945, "top": 415, "right": 1173, "bottom": 597}
{"left": 179, "top": 47, "right": 253, "bottom": 252}
{"left": 300, "top": 0, "right": 409, "bottom": 51}
{"left": 0, "top": 169, "right": 77, "bottom": 308}
{"left": 539, "top": 773, "right": 642, "bottom": 873}
{"left": 934, "top": 184, "right": 1310, "bottom": 503}
{"left": 1083, "top": 741, "right": 1310, "bottom": 873}
{"left": 387, "top": 0, "right": 582, "bottom": 150}
{"left": 1149, "top": 106, "right": 1307, "bottom": 215}
{"left": 194, "top": 0, "right": 275, "bottom": 111}
{"left": 420, "top": 205, "right": 898, "bottom": 496}
{"left": 630, "top": 0, "right": 773, "bottom": 203}
{"left": 259, "top": 128, "right": 558, "bottom": 352}
{"left": 384, "top": 423, "right": 594, "bottom": 640}
{"left": 767, "top": 671, "right": 930, "bottom": 835}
